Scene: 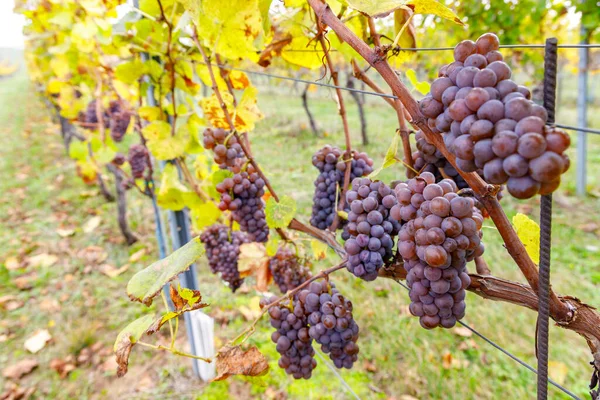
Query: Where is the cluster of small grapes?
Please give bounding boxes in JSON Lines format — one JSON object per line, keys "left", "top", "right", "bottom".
{"left": 108, "top": 101, "right": 132, "bottom": 142}
{"left": 411, "top": 130, "right": 468, "bottom": 190}
{"left": 216, "top": 164, "right": 269, "bottom": 242}
{"left": 204, "top": 128, "right": 269, "bottom": 242}
{"left": 200, "top": 224, "right": 249, "bottom": 292}
{"left": 391, "top": 172, "right": 484, "bottom": 329}
{"left": 297, "top": 281, "right": 360, "bottom": 369}
{"left": 128, "top": 144, "right": 149, "bottom": 179}
{"left": 263, "top": 296, "right": 317, "bottom": 379}
{"left": 269, "top": 247, "right": 312, "bottom": 294}
{"left": 343, "top": 178, "right": 402, "bottom": 281}
{"left": 84, "top": 99, "right": 103, "bottom": 126}
{"left": 310, "top": 145, "right": 374, "bottom": 230}
{"left": 420, "top": 33, "right": 570, "bottom": 199}
{"left": 202, "top": 128, "right": 245, "bottom": 173}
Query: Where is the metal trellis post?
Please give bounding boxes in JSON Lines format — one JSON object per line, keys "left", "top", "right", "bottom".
{"left": 537, "top": 37, "right": 558, "bottom": 400}
{"left": 577, "top": 24, "right": 589, "bottom": 196}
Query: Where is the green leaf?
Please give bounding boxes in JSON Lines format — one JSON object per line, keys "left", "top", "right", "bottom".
{"left": 115, "top": 60, "right": 148, "bottom": 85}
{"left": 512, "top": 213, "right": 540, "bottom": 264}
{"left": 406, "top": 69, "right": 430, "bottom": 95}
{"left": 265, "top": 237, "right": 281, "bottom": 257}
{"left": 369, "top": 133, "right": 401, "bottom": 178}
{"left": 113, "top": 314, "right": 156, "bottom": 377}
{"left": 126, "top": 237, "right": 205, "bottom": 305}
{"left": 190, "top": 202, "right": 221, "bottom": 231}
{"left": 265, "top": 195, "right": 296, "bottom": 229}
{"left": 69, "top": 140, "right": 88, "bottom": 161}
{"left": 157, "top": 164, "right": 192, "bottom": 211}
{"left": 95, "top": 146, "right": 117, "bottom": 165}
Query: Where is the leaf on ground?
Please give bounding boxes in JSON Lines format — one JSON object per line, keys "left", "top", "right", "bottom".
{"left": 2, "top": 359, "right": 39, "bottom": 380}
{"left": 549, "top": 361, "right": 568, "bottom": 385}
{"left": 512, "top": 213, "right": 540, "bottom": 264}
{"left": 0, "top": 383, "right": 36, "bottom": 400}
{"left": 213, "top": 345, "right": 269, "bottom": 381}
{"left": 128, "top": 249, "right": 147, "bottom": 263}
{"left": 83, "top": 216, "right": 102, "bottom": 233}
{"left": 78, "top": 246, "right": 108, "bottom": 265}
{"left": 113, "top": 314, "right": 156, "bottom": 377}
{"left": 237, "top": 243, "right": 271, "bottom": 291}
{"left": 27, "top": 253, "right": 58, "bottom": 268}
{"left": 56, "top": 228, "right": 75, "bottom": 237}
{"left": 239, "top": 297, "right": 262, "bottom": 321}
{"left": 14, "top": 273, "right": 36, "bottom": 290}
{"left": 24, "top": 330, "right": 52, "bottom": 354}
{"left": 452, "top": 326, "right": 472, "bottom": 337}
{"left": 4, "top": 256, "right": 21, "bottom": 270}
{"left": 127, "top": 237, "right": 205, "bottom": 306}
{"left": 265, "top": 195, "right": 296, "bottom": 229}
{"left": 49, "top": 358, "right": 76, "bottom": 379}
{"left": 98, "top": 264, "right": 130, "bottom": 278}
{"left": 0, "top": 295, "right": 24, "bottom": 311}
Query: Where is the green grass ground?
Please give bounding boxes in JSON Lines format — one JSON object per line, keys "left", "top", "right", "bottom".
{"left": 1, "top": 66, "right": 599, "bottom": 399}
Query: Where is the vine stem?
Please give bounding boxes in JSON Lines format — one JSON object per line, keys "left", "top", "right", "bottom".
{"left": 156, "top": 0, "right": 177, "bottom": 136}
{"left": 136, "top": 341, "right": 212, "bottom": 363}
{"left": 175, "top": 157, "right": 212, "bottom": 202}
{"left": 307, "top": 0, "right": 571, "bottom": 322}
{"left": 226, "top": 261, "right": 347, "bottom": 346}
{"left": 350, "top": 59, "right": 414, "bottom": 171}
{"left": 315, "top": 16, "right": 353, "bottom": 232}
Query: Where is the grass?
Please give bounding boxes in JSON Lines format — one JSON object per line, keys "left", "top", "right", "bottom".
{"left": 0, "top": 65, "right": 599, "bottom": 399}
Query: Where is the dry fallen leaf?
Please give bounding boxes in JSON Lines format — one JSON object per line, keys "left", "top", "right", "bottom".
{"left": 2, "top": 359, "right": 39, "bottom": 380}
{"left": 39, "top": 298, "right": 61, "bottom": 313}
{"left": 128, "top": 249, "right": 147, "bottom": 263}
{"left": 0, "top": 382, "right": 36, "bottom": 400}
{"left": 238, "top": 297, "right": 262, "bottom": 321}
{"left": 98, "top": 264, "right": 130, "bottom": 278}
{"left": 14, "top": 274, "right": 36, "bottom": 291}
{"left": 49, "top": 357, "right": 76, "bottom": 379}
{"left": 78, "top": 246, "right": 108, "bottom": 265}
{"left": 24, "top": 330, "right": 52, "bottom": 353}
{"left": 442, "top": 351, "right": 469, "bottom": 369}
{"left": 214, "top": 345, "right": 269, "bottom": 381}
{"left": 363, "top": 359, "right": 377, "bottom": 373}
{"left": 237, "top": 243, "right": 271, "bottom": 291}
{"left": 27, "top": 253, "right": 58, "bottom": 268}
{"left": 0, "top": 295, "right": 24, "bottom": 311}
{"left": 442, "top": 351, "right": 453, "bottom": 369}
{"left": 452, "top": 326, "right": 473, "bottom": 338}
{"left": 83, "top": 216, "right": 102, "bottom": 233}
{"left": 4, "top": 256, "right": 21, "bottom": 270}
{"left": 56, "top": 228, "right": 75, "bottom": 237}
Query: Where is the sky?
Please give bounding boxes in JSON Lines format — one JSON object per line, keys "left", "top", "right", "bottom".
{"left": 0, "top": 2, "right": 25, "bottom": 49}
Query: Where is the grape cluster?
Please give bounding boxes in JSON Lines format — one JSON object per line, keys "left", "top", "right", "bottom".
{"left": 202, "top": 128, "right": 244, "bottom": 173}
{"left": 420, "top": 33, "right": 570, "bottom": 199}
{"left": 391, "top": 172, "right": 484, "bottom": 329}
{"left": 112, "top": 153, "right": 126, "bottom": 166}
{"left": 108, "top": 102, "right": 132, "bottom": 143}
{"left": 310, "top": 146, "right": 374, "bottom": 230}
{"left": 298, "top": 281, "right": 360, "bottom": 369}
{"left": 128, "top": 144, "right": 149, "bottom": 179}
{"left": 343, "top": 178, "right": 401, "bottom": 281}
{"left": 263, "top": 296, "right": 317, "bottom": 379}
{"left": 216, "top": 164, "right": 269, "bottom": 242}
{"left": 269, "top": 247, "right": 312, "bottom": 294}
{"left": 200, "top": 224, "right": 249, "bottom": 292}
{"left": 84, "top": 99, "right": 102, "bottom": 126}
{"left": 204, "top": 128, "right": 269, "bottom": 242}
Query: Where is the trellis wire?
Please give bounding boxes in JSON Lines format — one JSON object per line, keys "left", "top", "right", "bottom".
{"left": 211, "top": 63, "right": 598, "bottom": 136}
{"left": 537, "top": 37, "right": 558, "bottom": 400}
{"left": 314, "top": 351, "right": 361, "bottom": 399}
{"left": 284, "top": 43, "right": 600, "bottom": 52}
{"left": 394, "top": 281, "right": 581, "bottom": 399}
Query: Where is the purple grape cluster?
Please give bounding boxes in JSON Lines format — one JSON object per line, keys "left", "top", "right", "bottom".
{"left": 420, "top": 33, "right": 571, "bottom": 199}
{"left": 391, "top": 172, "right": 484, "bottom": 329}
{"left": 298, "top": 281, "right": 360, "bottom": 369}
{"left": 310, "top": 146, "right": 374, "bottom": 230}
{"left": 343, "top": 178, "right": 401, "bottom": 281}
{"left": 202, "top": 128, "right": 245, "bottom": 173}
{"left": 200, "top": 224, "right": 249, "bottom": 292}
{"left": 204, "top": 127, "right": 269, "bottom": 242}
{"left": 128, "top": 144, "right": 149, "bottom": 179}
{"left": 216, "top": 164, "right": 269, "bottom": 242}
{"left": 269, "top": 247, "right": 312, "bottom": 294}
{"left": 263, "top": 296, "right": 317, "bottom": 379}
{"left": 108, "top": 101, "right": 132, "bottom": 142}
{"left": 84, "top": 99, "right": 102, "bottom": 126}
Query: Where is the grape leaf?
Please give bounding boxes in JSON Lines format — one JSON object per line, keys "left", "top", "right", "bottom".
{"left": 115, "top": 59, "right": 148, "bottom": 85}
{"left": 406, "top": 69, "right": 430, "bottom": 95}
{"left": 369, "top": 132, "right": 401, "bottom": 178}
{"left": 157, "top": 164, "right": 192, "bottom": 211}
{"left": 512, "top": 213, "right": 540, "bottom": 264}
{"left": 127, "top": 237, "right": 205, "bottom": 305}
{"left": 281, "top": 36, "right": 325, "bottom": 70}
{"left": 265, "top": 195, "right": 297, "bottom": 229}
{"left": 190, "top": 202, "right": 221, "bottom": 231}
{"left": 69, "top": 140, "right": 88, "bottom": 161}
{"left": 237, "top": 243, "right": 272, "bottom": 291}
{"left": 142, "top": 121, "right": 187, "bottom": 160}
{"left": 345, "top": 0, "right": 463, "bottom": 26}
{"left": 214, "top": 345, "right": 269, "bottom": 381}
{"left": 311, "top": 239, "right": 328, "bottom": 260}
{"left": 113, "top": 314, "right": 156, "bottom": 377}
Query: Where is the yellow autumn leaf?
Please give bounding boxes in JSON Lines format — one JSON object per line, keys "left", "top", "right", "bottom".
{"left": 512, "top": 213, "right": 540, "bottom": 264}
{"left": 345, "top": 0, "right": 463, "bottom": 26}
{"left": 311, "top": 239, "right": 328, "bottom": 260}
{"left": 282, "top": 36, "right": 324, "bottom": 70}
{"left": 142, "top": 121, "right": 187, "bottom": 160}
{"left": 229, "top": 70, "right": 250, "bottom": 90}
{"left": 200, "top": 87, "right": 263, "bottom": 133}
